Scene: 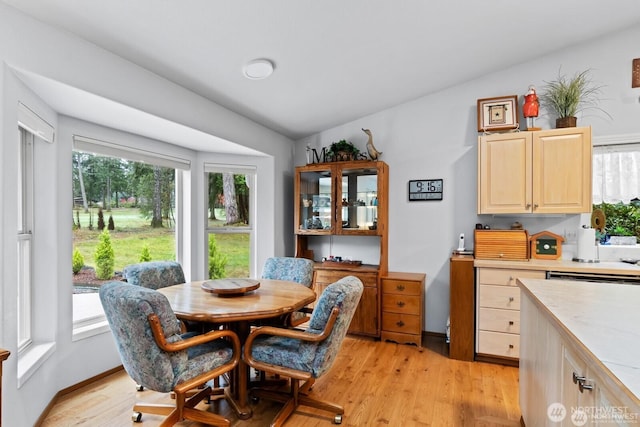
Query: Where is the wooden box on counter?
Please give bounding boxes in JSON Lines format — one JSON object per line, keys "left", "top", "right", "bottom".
{"left": 474, "top": 229, "right": 529, "bottom": 260}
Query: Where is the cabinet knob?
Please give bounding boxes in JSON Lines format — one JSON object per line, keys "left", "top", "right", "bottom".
{"left": 508, "top": 297, "right": 515, "bottom": 302}
{"left": 508, "top": 344, "right": 514, "bottom": 349}
{"left": 396, "top": 320, "right": 405, "bottom": 327}
{"left": 397, "top": 301, "right": 406, "bottom": 307}
{"left": 396, "top": 285, "right": 405, "bottom": 291}
{"left": 533, "top": 203, "right": 539, "bottom": 209}
{"left": 526, "top": 203, "right": 532, "bottom": 209}
{"left": 508, "top": 321, "right": 514, "bottom": 326}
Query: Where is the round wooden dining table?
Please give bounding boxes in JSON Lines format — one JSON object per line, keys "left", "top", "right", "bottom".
{"left": 157, "top": 279, "right": 316, "bottom": 419}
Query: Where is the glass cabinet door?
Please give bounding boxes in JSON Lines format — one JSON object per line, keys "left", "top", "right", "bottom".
{"left": 337, "top": 165, "right": 379, "bottom": 234}
{"left": 296, "top": 166, "right": 334, "bottom": 233}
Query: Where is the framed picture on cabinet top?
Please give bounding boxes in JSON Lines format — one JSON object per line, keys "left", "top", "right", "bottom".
{"left": 477, "top": 95, "right": 519, "bottom": 132}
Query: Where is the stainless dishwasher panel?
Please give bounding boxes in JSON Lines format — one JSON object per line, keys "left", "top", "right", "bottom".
{"left": 546, "top": 271, "right": 640, "bottom": 285}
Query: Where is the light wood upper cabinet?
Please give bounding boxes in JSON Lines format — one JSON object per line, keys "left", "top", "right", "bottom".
{"left": 478, "top": 127, "right": 592, "bottom": 214}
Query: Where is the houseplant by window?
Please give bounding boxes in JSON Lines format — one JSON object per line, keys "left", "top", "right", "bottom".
{"left": 540, "top": 69, "right": 610, "bottom": 128}
{"left": 593, "top": 202, "right": 640, "bottom": 245}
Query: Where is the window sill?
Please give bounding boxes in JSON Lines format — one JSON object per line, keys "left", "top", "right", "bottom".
{"left": 17, "top": 341, "right": 56, "bottom": 388}
{"left": 72, "top": 317, "right": 110, "bottom": 341}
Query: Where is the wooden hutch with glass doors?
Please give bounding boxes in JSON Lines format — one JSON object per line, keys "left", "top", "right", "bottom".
{"left": 294, "top": 160, "right": 388, "bottom": 337}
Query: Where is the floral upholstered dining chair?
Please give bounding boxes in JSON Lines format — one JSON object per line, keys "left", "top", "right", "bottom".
{"left": 100, "top": 281, "right": 240, "bottom": 426}
{"left": 123, "top": 260, "right": 185, "bottom": 290}
{"left": 261, "top": 257, "right": 315, "bottom": 327}
{"left": 261, "top": 256, "right": 314, "bottom": 287}
{"left": 243, "top": 275, "right": 363, "bottom": 426}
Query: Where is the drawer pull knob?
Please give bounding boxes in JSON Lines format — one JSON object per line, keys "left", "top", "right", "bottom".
{"left": 508, "top": 321, "right": 514, "bottom": 326}
{"left": 396, "top": 285, "right": 405, "bottom": 291}
{"left": 508, "top": 297, "right": 515, "bottom": 302}
{"left": 397, "top": 301, "right": 406, "bottom": 307}
{"left": 396, "top": 320, "right": 405, "bottom": 327}
{"left": 508, "top": 344, "right": 514, "bottom": 349}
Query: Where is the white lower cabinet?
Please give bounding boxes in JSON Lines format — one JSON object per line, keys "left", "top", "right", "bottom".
{"left": 561, "top": 344, "right": 596, "bottom": 426}
{"left": 520, "top": 289, "right": 639, "bottom": 426}
{"left": 476, "top": 267, "right": 545, "bottom": 361}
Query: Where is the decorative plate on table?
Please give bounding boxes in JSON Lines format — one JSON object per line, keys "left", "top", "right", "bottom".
{"left": 201, "top": 278, "right": 260, "bottom": 296}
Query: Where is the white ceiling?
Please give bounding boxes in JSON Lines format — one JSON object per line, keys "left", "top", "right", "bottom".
{"left": 5, "top": 0, "right": 640, "bottom": 148}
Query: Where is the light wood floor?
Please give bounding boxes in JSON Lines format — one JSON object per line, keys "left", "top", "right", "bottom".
{"left": 40, "top": 335, "right": 521, "bottom": 427}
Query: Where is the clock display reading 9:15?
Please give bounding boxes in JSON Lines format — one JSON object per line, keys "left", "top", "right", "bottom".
{"left": 408, "top": 179, "right": 443, "bottom": 201}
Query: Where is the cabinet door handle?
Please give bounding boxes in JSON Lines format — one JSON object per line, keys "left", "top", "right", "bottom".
{"left": 396, "top": 301, "right": 405, "bottom": 307}
{"left": 525, "top": 203, "right": 532, "bottom": 209}
{"left": 579, "top": 381, "right": 594, "bottom": 393}
{"left": 396, "top": 285, "right": 405, "bottom": 291}
{"left": 572, "top": 372, "right": 586, "bottom": 384}
{"left": 396, "top": 320, "right": 405, "bottom": 327}
{"left": 533, "top": 203, "right": 539, "bottom": 210}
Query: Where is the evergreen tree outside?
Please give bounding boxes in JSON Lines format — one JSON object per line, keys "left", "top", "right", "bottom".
{"left": 97, "top": 208, "right": 105, "bottom": 230}
{"left": 139, "top": 244, "right": 151, "bottom": 262}
{"left": 72, "top": 249, "right": 84, "bottom": 274}
{"left": 94, "top": 229, "right": 115, "bottom": 279}
{"left": 208, "top": 234, "right": 228, "bottom": 279}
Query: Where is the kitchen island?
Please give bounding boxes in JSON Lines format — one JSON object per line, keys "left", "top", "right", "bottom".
{"left": 518, "top": 278, "right": 639, "bottom": 426}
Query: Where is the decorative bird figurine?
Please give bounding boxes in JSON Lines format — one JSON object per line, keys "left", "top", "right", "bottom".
{"left": 362, "top": 128, "right": 382, "bottom": 160}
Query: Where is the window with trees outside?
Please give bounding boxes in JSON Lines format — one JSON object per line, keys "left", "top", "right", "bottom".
{"left": 206, "top": 164, "right": 254, "bottom": 280}
{"left": 592, "top": 142, "right": 640, "bottom": 243}
{"left": 72, "top": 142, "right": 182, "bottom": 335}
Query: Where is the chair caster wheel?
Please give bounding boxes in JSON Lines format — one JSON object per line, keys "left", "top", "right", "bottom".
{"left": 136, "top": 384, "right": 144, "bottom": 391}
{"left": 334, "top": 414, "right": 342, "bottom": 424}
{"left": 132, "top": 412, "right": 142, "bottom": 422}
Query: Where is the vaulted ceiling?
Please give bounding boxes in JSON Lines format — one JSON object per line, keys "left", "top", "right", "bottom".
{"left": 5, "top": 0, "right": 640, "bottom": 145}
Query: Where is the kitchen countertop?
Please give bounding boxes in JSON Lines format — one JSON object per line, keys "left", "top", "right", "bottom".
{"left": 474, "top": 258, "right": 640, "bottom": 276}
{"left": 517, "top": 278, "right": 640, "bottom": 406}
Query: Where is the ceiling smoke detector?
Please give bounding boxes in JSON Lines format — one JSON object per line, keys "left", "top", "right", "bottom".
{"left": 243, "top": 59, "right": 274, "bottom": 80}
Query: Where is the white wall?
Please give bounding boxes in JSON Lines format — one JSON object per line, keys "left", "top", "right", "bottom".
{"left": 0, "top": 5, "right": 294, "bottom": 426}
{"left": 296, "top": 25, "right": 640, "bottom": 335}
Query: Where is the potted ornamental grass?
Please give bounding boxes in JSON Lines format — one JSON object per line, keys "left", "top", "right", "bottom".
{"left": 540, "top": 69, "right": 610, "bottom": 128}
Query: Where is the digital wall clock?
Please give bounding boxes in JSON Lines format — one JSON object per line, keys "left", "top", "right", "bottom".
{"left": 408, "top": 179, "right": 443, "bottom": 201}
